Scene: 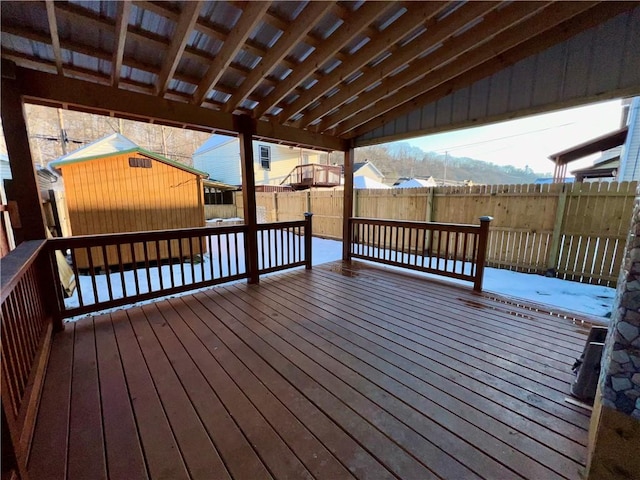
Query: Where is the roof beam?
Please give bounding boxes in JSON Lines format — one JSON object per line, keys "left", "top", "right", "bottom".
{"left": 252, "top": 1, "right": 396, "bottom": 119}
{"left": 298, "top": 1, "right": 499, "bottom": 130}
{"left": 277, "top": 1, "right": 449, "bottom": 124}
{"left": 325, "top": 1, "right": 557, "bottom": 135}
{"left": 45, "top": 0, "right": 63, "bottom": 74}
{"left": 112, "top": 0, "right": 132, "bottom": 86}
{"left": 193, "top": 1, "right": 271, "bottom": 105}
{"left": 224, "top": 1, "right": 334, "bottom": 113}
{"left": 155, "top": 1, "right": 203, "bottom": 96}
{"left": 349, "top": 1, "right": 631, "bottom": 140}
{"left": 16, "top": 67, "right": 347, "bottom": 151}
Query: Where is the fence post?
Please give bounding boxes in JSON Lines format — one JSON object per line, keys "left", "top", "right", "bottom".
{"left": 304, "top": 212, "right": 313, "bottom": 270}
{"left": 474, "top": 216, "right": 493, "bottom": 292}
{"left": 547, "top": 184, "right": 568, "bottom": 273}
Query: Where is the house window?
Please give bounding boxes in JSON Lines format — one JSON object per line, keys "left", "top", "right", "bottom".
{"left": 302, "top": 153, "right": 310, "bottom": 164}
{"left": 129, "top": 157, "right": 152, "bottom": 168}
{"left": 259, "top": 145, "right": 271, "bottom": 170}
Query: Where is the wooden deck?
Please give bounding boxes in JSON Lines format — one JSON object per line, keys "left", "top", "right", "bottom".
{"left": 28, "top": 260, "right": 596, "bottom": 480}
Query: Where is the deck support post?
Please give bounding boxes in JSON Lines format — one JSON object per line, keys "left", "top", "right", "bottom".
{"left": 473, "top": 216, "right": 493, "bottom": 292}
{"left": 1, "top": 61, "right": 47, "bottom": 242}
{"left": 304, "top": 212, "right": 313, "bottom": 269}
{"left": 235, "top": 114, "right": 259, "bottom": 284}
{"left": 342, "top": 146, "right": 355, "bottom": 262}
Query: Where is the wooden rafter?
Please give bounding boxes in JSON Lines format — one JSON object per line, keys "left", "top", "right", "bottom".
{"left": 17, "top": 67, "right": 347, "bottom": 151}
{"left": 276, "top": 1, "right": 449, "bottom": 124}
{"left": 349, "top": 1, "right": 636, "bottom": 140}
{"left": 112, "top": 0, "right": 131, "bottom": 87}
{"left": 44, "top": 0, "right": 63, "bottom": 74}
{"left": 224, "top": 1, "right": 335, "bottom": 113}
{"left": 299, "top": 1, "right": 499, "bottom": 130}
{"left": 252, "top": 1, "right": 396, "bottom": 119}
{"left": 321, "top": 1, "right": 553, "bottom": 135}
{"left": 193, "top": 1, "right": 271, "bottom": 106}
{"left": 155, "top": 1, "right": 203, "bottom": 96}
{"left": 333, "top": 1, "right": 595, "bottom": 136}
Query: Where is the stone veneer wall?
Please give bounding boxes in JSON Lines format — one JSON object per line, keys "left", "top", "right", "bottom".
{"left": 599, "top": 195, "right": 640, "bottom": 417}
{"left": 586, "top": 191, "right": 640, "bottom": 479}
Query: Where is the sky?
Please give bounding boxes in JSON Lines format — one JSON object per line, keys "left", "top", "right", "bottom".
{"left": 407, "top": 99, "right": 624, "bottom": 174}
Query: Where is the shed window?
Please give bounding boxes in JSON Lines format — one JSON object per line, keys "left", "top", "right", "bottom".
{"left": 129, "top": 157, "right": 152, "bottom": 168}
{"left": 259, "top": 146, "right": 271, "bottom": 170}
{"left": 204, "top": 187, "right": 234, "bottom": 205}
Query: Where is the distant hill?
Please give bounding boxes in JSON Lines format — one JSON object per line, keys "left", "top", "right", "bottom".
{"left": 354, "top": 141, "right": 551, "bottom": 185}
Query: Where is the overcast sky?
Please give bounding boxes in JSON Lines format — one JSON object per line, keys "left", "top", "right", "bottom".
{"left": 407, "top": 99, "right": 624, "bottom": 174}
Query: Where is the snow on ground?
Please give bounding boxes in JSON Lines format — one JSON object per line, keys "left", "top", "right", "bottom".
{"left": 65, "top": 235, "right": 616, "bottom": 321}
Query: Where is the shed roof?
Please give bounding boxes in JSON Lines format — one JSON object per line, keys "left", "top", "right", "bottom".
{"left": 50, "top": 133, "right": 208, "bottom": 177}
{"left": 353, "top": 175, "right": 389, "bottom": 189}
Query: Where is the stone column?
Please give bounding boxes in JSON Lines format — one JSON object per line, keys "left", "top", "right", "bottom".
{"left": 586, "top": 192, "right": 640, "bottom": 478}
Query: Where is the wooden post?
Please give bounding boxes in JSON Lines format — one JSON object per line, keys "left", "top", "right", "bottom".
{"left": 235, "top": 114, "right": 259, "bottom": 284}
{"left": 304, "top": 212, "right": 313, "bottom": 270}
{"left": 273, "top": 192, "right": 278, "bottom": 222}
{"left": 1, "top": 62, "right": 47, "bottom": 241}
{"left": 547, "top": 184, "right": 568, "bottom": 273}
{"left": 474, "top": 216, "right": 493, "bottom": 292}
{"left": 342, "top": 146, "right": 354, "bottom": 261}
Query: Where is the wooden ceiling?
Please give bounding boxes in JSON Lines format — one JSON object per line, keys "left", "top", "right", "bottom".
{"left": 1, "top": 1, "right": 638, "bottom": 150}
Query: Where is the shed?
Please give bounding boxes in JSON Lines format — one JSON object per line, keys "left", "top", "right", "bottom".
{"left": 50, "top": 133, "right": 208, "bottom": 269}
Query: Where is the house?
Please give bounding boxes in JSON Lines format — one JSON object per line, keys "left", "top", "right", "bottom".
{"left": 49, "top": 133, "right": 208, "bottom": 268}
{"left": 550, "top": 96, "right": 640, "bottom": 182}
{"left": 394, "top": 177, "right": 438, "bottom": 188}
{"left": 353, "top": 160, "right": 385, "bottom": 183}
{"left": 193, "top": 134, "right": 332, "bottom": 187}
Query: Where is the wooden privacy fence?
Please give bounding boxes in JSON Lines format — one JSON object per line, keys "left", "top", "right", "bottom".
{"left": 253, "top": 182, "right": 637, "bottom": 287}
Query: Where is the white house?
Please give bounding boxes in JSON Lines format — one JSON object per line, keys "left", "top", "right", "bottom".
{"left": 193, "top": 134, "right": 332, "bottom": 187}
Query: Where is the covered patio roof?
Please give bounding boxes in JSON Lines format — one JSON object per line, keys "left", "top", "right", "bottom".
{"left": 2, "top": 1, "right": 640, "bottom": 150}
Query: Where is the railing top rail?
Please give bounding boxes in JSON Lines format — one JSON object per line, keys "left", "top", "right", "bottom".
{"left": 47, "top": 224, "right": 249, "bottom": 248}
{"left": 257, "top": 219, "right": 306, "bottom": 230}
{"left": 350, "top": 217, "right": 483, "bottom": 231}
{"left": 1, "top": 239, "right": 47, "bottom": 304}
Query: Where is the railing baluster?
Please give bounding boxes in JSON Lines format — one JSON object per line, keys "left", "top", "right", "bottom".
{"left": 234, "top": 232, "right": 240, "bottom": 275}
{"left": 7, "top": 295, "right": 28, "bottom": 394}
{"left": 207, "top": 232, "right": 214, "bottom": 281}
{"left": 226, "top": 233, "right": 232, "bottom": 277}
{"left": 101, "top": 245, "right": 114, "bottom": 301}
{"left": 287, "top": 226, "right": 291, "bottom": 265}
{"left": 178, "top": 237, "right": 185, "bottom": 286}
{"left": 70, "top": 247, "right": 84, "bottom": 308}
{"left": 188, "top": 236, "right": 195, "bottom": 284}
{"left": 87, "top": 247, "right": 99, "bottom": 304}
{"left": 116, "top": 243, "right": 126, "bottom": 298}
{"left": 259, "top": 230, "right": 265, "bottom": 271}
{"left": 199, "top": 235, "right": 206, "bottom": 282}
{"left": 462, "top": 232, "right": 469, "bottom": 275}
{"left": 130, "top": 243, "right": 140, "bottom": 296}
{"left": 168, "top": 239, "right": 175, "bottom": 288}
{"left": 279, "top": 227, "right": 284, "bottom": 267}
{"left": 143, "top": 241, "right": 152, "bottom": 293}
{"left": 216, "top": 234, "right": 223, "bottom": 279}
{"left": 156, "top": 240, "right": 164, "bottom": 291}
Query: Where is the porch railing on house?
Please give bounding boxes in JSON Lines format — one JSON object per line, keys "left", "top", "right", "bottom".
{"left": 281, "top": 164, "right": 342, "bottom": 190}
{"left": 348, "top": 216, "right": 492, "bottom": 291}
{"left": 1, "top": 240, "right": 60, "bottom": 479}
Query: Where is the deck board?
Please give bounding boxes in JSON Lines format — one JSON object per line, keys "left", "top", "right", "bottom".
{"left": 29, "top": 261, "right": 595, "bottom": 480}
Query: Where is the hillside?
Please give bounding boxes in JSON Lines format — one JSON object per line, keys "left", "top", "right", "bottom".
{"left": 354, "top": 142, "right": 551, "bottom": 185}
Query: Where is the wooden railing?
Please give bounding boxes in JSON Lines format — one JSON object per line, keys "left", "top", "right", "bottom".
{"left": 257, "top": 214, "right": 312, "bottom": 274}
{"left": 1, "top": 240, "right": 60, "bottom": 479}
{"left": 47, "top": 217, "right": 313, "bottom": 318}
{"left": 348, "top": 216, "right": 492, "bottom": 291}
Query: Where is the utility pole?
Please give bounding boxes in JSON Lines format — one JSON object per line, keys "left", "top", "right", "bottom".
{"left": 57, "top": 108, "right": 67, "bottom": 155}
